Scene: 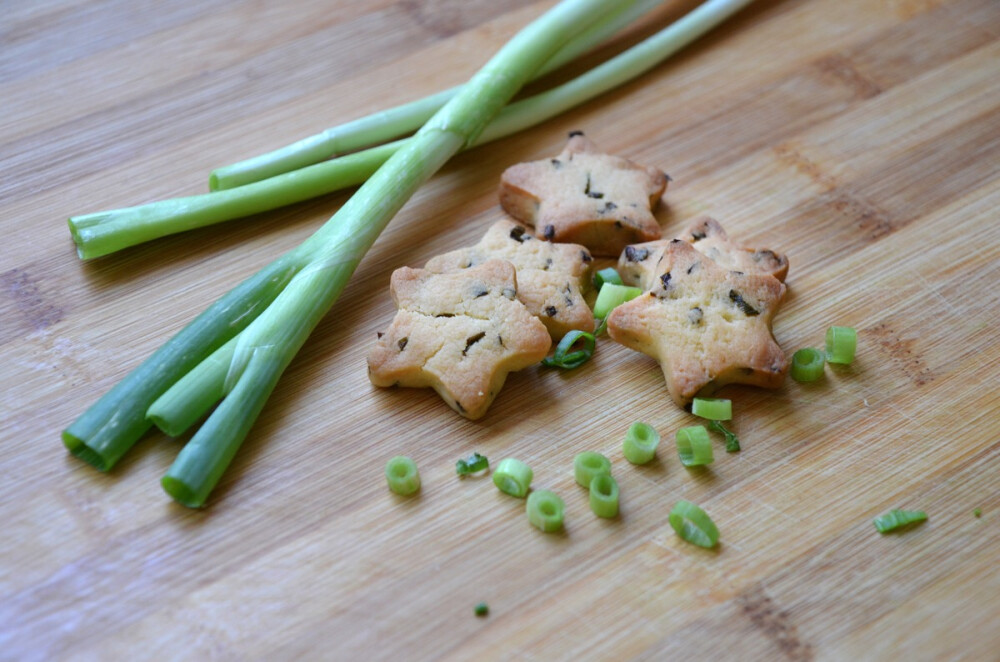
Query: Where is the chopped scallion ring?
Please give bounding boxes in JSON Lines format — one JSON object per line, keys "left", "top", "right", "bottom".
{"left": 493, "top": 458, "right": 533, "bottom": 498}
{"left": 541, "top": 330, "right": 596, "bottom": 369}
{"left": 593, "top": 267, "right": 624, "bottom": 290}
{"left": 456, "top": 452, "right": 489, "bottom": 476}
{"left": 669, "top": 500, "right": 719, "bottom": 548}
{"left": 623, "top": 421, "right": 660, "bottom": 465}
{"left": 826, "top": 326, "right": 857, "bottom": 364}
{"left": 691, "top": 397, "right": 731, "bottom": 421}
{"left": 526, "top": 490, "right": 565, "bottom": 532}
{"left": 592, "top": 283, "right": 643, "bottom": 319}
{"left": 873, "top": 509, "right": 927, "bottom": 533}
{"left": 708, "top": 420, "right": 740, "bottom": 453}
{"left": 385, "top": 456, "right": 421, "bottom": 495}
{"left": 574, "top": 451, "right": 611, "bottom": 488}
{"left": 676, "top": 425, "right": 713, "bottom": 467}
{"left": 791, "top": 347, "right": 825, "bottom": 382}
{"left": 589, "top": 473, "right": 619, "bottom": 518}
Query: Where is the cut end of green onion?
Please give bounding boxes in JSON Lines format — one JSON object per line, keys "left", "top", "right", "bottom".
{"left": 691, "top": 397, "right": 731, "bottom": 421}
{"left": 791, "top": 347, "right": 825, "bottom": 382}
{"left": 592, "top": 283, "right": 642, "bottom": 319}
{"left": 873, "top": 509, "right": 927, "bottom": 533}
{"left": 493, "top": 458, "right": 533, "bottom": 498}
{"left": 593, "top": 267, "right": 623, "bottom": 290}
{"left": 62, "top": 431, "right": 111, "bottom": 472}
{"left": 385, "top": 456, "right": 421, "bottom": 496}
{"left": 474, "top": 602, "right": 489, "bottom": 617}
{"left": 456, "top": 452, "right": 489, "bottom": 476}
{"left": 574, "top": 451, "right": 611, "bottom": 488}
{"left": 676, "top": 425, "right": 713, "bottom": 467}
{"left": 589, "top": 473, "right": 619, "bottom": 518}
{"left": 526, "top": 490, "right": 565, "bottom": 532}
{"left": 669, "top": 500, "right": 719, "bottom": 549}
{"left": 161, "top": 475, "right": 206, "bottom": 508}
{"left": 826, "top": 326, "right": 857, "bottom": 364}
{"left": 623, "top": 421, "right": 660, "bottom": 465}
{"left": 708, "top": 420, "right": 740, "bottom": 453}
{"left": 541, "top": 330, "right": 595, "bottom": 370}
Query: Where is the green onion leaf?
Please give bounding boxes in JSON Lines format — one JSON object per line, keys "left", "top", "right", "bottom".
{"left": 691, "top": 397, "right": 731, "bottom": 421}
{"left": 825, "top": 326, "right": 857, "bottom": 364}
{"left": 791, "top": 347, "right": 825, "bottom": 382}
{"left": 675, "top": 425, "right": 713, "bottom": 467}
{"left": 594, "top": 315, "right": 609, "bottom": 336}
{"left": 526, "top": 490, "right": 565, "bottom": 532}
{"left": 541, "top": 330, "right": 596, "bottom": 369}
{"left": 708, "top": 420, "right": 740, "bottom": 453}
{"left": 669, "top": 500, "right": 719, "bottom": 548}
{"left": 589, "top": 473, "right": 619, "bottom": 518}
{"left": 593, "top": 283, "right": 643, "bottom": 319}
{"left": 493, "top": 458, "right": 533, "bottom": 498}
{"left": 456, "top": 452, "right": 489, "bottom": 476}
{"left": 623, "top": 421, "right": 660, "bottom": 465}
{"left": 574, "top": 451, "right": 611, "bottom": 488}
{"left": 474, "top": 602, "right": 489, "bottom": 617}
{"left": 593, "top": 267, "right": 623, "bottom": 290}
{"left": 385, "top": 456, "right": 421, "bottom": 496}
{"left": 873, "top": 509, "right": 927, "bottom": 533}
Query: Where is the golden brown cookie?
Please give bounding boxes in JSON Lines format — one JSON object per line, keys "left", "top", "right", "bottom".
{"left": 607, "top": 239, "right": 788, "bottom": 408}
{"left": 498, "top": 132, "right": 669, "bottom": 257}
{"left": 424, "top": 219, "right": 594, "bottom": 339}
{"left": 368, "top": 259, "right": 551, "bottom": 419}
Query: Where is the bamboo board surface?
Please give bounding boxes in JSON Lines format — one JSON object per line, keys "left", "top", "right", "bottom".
{"left": 2, "top": 0, "right": 999, "bottom": 659}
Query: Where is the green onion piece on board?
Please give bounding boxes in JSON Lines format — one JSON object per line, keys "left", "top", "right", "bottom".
{"left": 974, "top": 508, "right": 982, "bottom": 518}
{"left": 873, "top": 509, "right": 927, "bottom": 533}
{"left": 594, "top": 315, "right": 609, "bottom": 336}
{"left": 676, "top": 425, "right": 713, "bottom": 467}
{"left": 593, "top": 267, "right": 624, "bottom": 290}
{"left": 708, "top": 420, "right": 740, "bottom": 452}
{"left": 826, "top": 326, "right": 858, "bottom": 364}
{"left": 574, "top": 451, "right": 611, "bottom": 487}
{"left": 456, "top": 452, "right": 489, "bottom": 476}
{"left": 541, "top": 330, "right": 596, "bottom": 369}
{"left": 669, "top": 500, "right": 719, "bottom": 548}
{"left": 691, "top": 397, "right": 731, "bottom": 421}
{"left": 592, "top": 283, "right": 643, "bottom": 319}
{"left": 791, "top": 347, "right": 825, "bottom": 382}
{"left": 589, "top": 473, "right": 619, "bottom": 518}
{"left": 526, "top": 490, "right": 565, "bottom": 532}
{"left": 385, "top": 456, "right": 421, "bottom": 496}
{"left": 493, "top": 458, "right": 533, "bottom": 498}
{"left": 474, "top": 602, "right": 489, "bottom": 617}
{"left": 623, "top": 421, "right": 660, "bottom": 465}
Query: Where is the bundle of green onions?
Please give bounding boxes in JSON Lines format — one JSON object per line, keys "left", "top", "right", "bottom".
{"left": 63, "top": 0, "right": 754, "bottom": 508}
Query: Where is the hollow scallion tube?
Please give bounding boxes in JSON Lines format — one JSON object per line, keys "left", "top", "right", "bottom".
{"left": 385, "top": 456, "right": 421, "bottom": 496}
{"left": 456, "top": 452, "right": 489, "bottom": 476}
{"left": 527, "top": 490, "right": 565, "bottom": 532}
{"left": 791, "top": 347, "right": 825, "bottom": 382}
{"left": 691, "top": 397, "right": 731, "bottom": 421}
{"left": 493, "top": 458, "right": 534, "bottom": 498}
{"left": 574, "top": 451, "right": 611, "bottom": 487}
{"left": 676, "top": 425, "right": 713, "bottom": 467}
{"left": 873, "top": 509, "right": 927, "bottom": 533}
{"left": 541, "top": 329, "right": 595, "bottom": 369}
{"left": 589, "top": 473, "right": 619, "bottom": 518}
{"left": 593, "top": 284, "right": 643, "bottom": 319}
{"left": 826, "top": 326, "right": 857, "bottom": 365}
{"left": 623, "top": 421, "right": 660, "bottom": 464}
{"left": 669, "top": 500, "right": 719, "bottom": 548}
{"left": 593, "top": 267, "right": 623, "bottom": 290}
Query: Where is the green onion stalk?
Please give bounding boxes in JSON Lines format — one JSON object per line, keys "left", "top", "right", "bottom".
{"left": 63, "top": 0, "right": 632, "bottom": 507}
{"left": 68, "top": 0, "right": 754, "bottom": 260}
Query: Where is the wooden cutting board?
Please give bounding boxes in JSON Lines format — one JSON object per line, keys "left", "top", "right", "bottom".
{"left": 2, "top": 0, "right": 998, "bottom": 659}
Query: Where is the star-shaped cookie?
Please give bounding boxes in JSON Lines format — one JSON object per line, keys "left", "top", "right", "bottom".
{"left": 607, "top": 239, "right": 788, "bottom": 408}
{"left": 499, "top": 132, "right": 669, "bottom": 256}
{"left": 618, "top": 216, "right": 790, "bottom": 289}
{"left": 424, "top": 219, "right": 595, "bottom": 339}
{"left": 367, "top": 259, "right": 551, "bottom": 419}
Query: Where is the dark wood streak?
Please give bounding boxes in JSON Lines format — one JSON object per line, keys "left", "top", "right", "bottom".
{"left": 737, "top": 585, "right": 815, "bottom": 662}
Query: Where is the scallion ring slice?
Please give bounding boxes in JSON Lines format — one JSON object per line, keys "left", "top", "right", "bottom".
{"left": 669, "top": 500, "right": 719, "bottom": 548}
{"left": 385, "top": 456, "right": 420, "bottom": 496}
{"left": 493, "top": 458, "right": 533, "bottom": 498}
{"left": 593, "top": 267, "right": 623, "bottom": 290}
{"left": 592, "top": 283, "right": 643, "bottom": 319}
{"left": 873, "top": 509, "right": 927, "bottom": 533}
{"left": 456, "top": 452, "right": 489, "bottom": 476}
{"left": 623, "top": 421, "right": 660, "bottom": 465}
{"left": 526, "top": 490, "right": 565, "bottom": 532}
{"left": 676, "top": 425, "right": 713, "bottom": 467}
{"left": 541, "top": 330, "right": 596, "bottom": 369}
{"left": 589, "top": 473, "right": 619, "bottom": 518}
{"left": 691, "top": 397, "right": 731, "bottom": 421}
{"left": 826, "top": 326, "right": 857, "bottom": 364}
{"left": 574, "top": 451, "right": 611, "bottom": 488}
{"left": 791, "top": 347, "right": 825, "bottom": 382}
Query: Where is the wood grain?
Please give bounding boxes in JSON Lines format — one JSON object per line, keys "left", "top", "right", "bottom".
{"left": 2, "top": 0, "right": 999, "bottom": 659}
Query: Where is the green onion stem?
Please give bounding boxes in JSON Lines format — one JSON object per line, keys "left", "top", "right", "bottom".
{"left": 65, "top": 0, "right": 624, "bottom": 507}
{"left": 691, "top": 397, "right": 731, "bottom": 421}
{"left": 574, "top": 451, "right": 612, "bottom": 488}
{"left": 708, "top": 420, "right": 740, "bottom": 453}
{"left": 541, "top": 329, "right": 596, "bottom": 369}
{"left": 623, "top": 421, "right": 660, "bottom": 464}
{"left": 669, "top": 500, "right": 719, "bottom": 548}
{"left": 589, "top": 473, "right": 620, "bottom": 518}
{"left": 493, "top": 458, "right": 534, "bottom": 498}
{"left": 526, "top": 490, "right": 565, "bottom": 532}
{"left": 456, "top": 452, "right": 489, "bottom": 476}
{"left": 593, "top": 267, "right": 624, "bottom": 290}
{"left": 676, "top": 425, "right": 713, "bottom": 467}
{"left": 825, "top": 326, "right": 857, "bottom": 365}
{"left": 873, "top": 509, "right": 927, "bottom": 533}
{"left": 592, "top": 283, "right": 643, "bottom": 319}
{"left": 68, "top": 0, "right": 754, "bottom": 260}
{"left": 384, "top": 456, "right": 421, "bottom": 496}
{"left": 791, "top": 347, "right": 825, "bottom": 382}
